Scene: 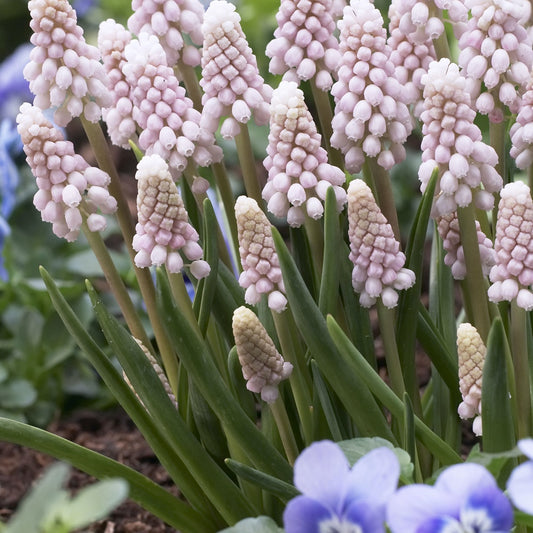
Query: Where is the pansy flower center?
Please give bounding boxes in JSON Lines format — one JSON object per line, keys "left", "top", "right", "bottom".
{"left": 319, "top": 516, "right": 363, "bottom": 533}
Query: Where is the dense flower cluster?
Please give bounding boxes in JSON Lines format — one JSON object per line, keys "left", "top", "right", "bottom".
{"left": 234, "top": 196, "right": 287, "bottom": 313}
{"left": 266, "top": 0, "right": 341, "bottom": 90}
{"left": 262, "top": 81, "right": 346, "bottom": 227}
{"left": 488, "top": 181, "right": 533, "bottom": 310}
{"left": 510, "top": 72, "right": 533, "bottom": 169}
{"left": 132, "top": 154, "right": 210, "bottom": 278}
{"left": 24, "top": 0, "right": 111, "bottom": 126}
{"left": 457, "top": 322, "right": 485, "bottom": 436}
{"left": 347, "top": 179, "right": 415, "bottom": 308}
{"left": 199, "top": 0, "right": 271, "bottom": 139}
{"left": 128, "top": 0, "right": 204, "bottom": 68}
{"left": 418, "top": 59, "right": 502, "bottom": 217}
{"left": 122, "top": 32, "right": 222, "bottom": 175}
{"left": 17, "top": 103, "right": 116, "bottom": 242}
{"left": 97, "top": 19, "right": 136, "bottom": 150}
{"left": 330, "top": 0, "right": 412, "bottom": 174}
{"left": 232, "top": 306, "right": 293, "bottom": 403}
{"left": 458, "top": 0, "right": 533, "bottom": 121}
{"left": 437, "top": 211, "right": 495, "bottom": 280}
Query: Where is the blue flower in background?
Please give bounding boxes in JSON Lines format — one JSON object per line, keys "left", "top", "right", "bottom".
{"left": 283, "top": 441, "right": 400, "bottom": 533}
{"left": 387, "top": 462, "right": 513, "bottom": 533}
{"left": 72, "top": 0, "right": 97, "bottom": 18}
{"left": 507, "top": 438, "right": 533, "bottom": 515}
{"left": 0, "top": 44, "right": 32, "bottom": 123}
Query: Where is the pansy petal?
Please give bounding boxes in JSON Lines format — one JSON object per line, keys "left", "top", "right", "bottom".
{"left": 344, "top": 499, "right": 386, "bottom": 533}
{"left": 417, "top": 516, "right": 464, "bottom": 533}
{"left": 283, "top": 495, "right": 332, "bottom": 533}
{"left": 507, "top": 460, "right": 533, "bottom": 514}
{"left": 518, "top": 438, "right": 533, "bottom": 461}
{"left": 386, "top": 485, "right": 459, "bottom": 533}
{"left": 344, "top": 447, "right": 400, "bottom": 505}
{"left": 462, "top": 483, "right": 513, "bottom": 531}
{"left": 435, "top": 463, "right": 498, "bottom": 502}
{"left": 293, "top": 441, "right": 350, "bottom": 508}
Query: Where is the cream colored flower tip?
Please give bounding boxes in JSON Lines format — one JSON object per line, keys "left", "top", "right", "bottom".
{"left": 347, "top": 179, "right": 415, "bottom": 308}
{"left": 132, "top": 154, "right": 210, "bottom": 279}
{"left": 234, "top": 196, "right": 287, "bottom": 313}
{"left": 457, "top": 322, "right": 485, "bottom": 436}
{"left": 232, "top": 306, "right": 293, "bottom": 403}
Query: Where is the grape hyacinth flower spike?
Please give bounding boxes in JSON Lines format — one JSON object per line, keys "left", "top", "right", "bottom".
{"left": 510, "top": 71, "right": 533, "bottom": 169}
{"left": 283, "top": 440, "right": 400, "bottom": 533}
{"left": 488, "top": 181, "right": 533, "bottom": 310}
{"left": 387, "top": 462, "right": 513, "bottom": 533}
{"left": 418, "top": 58, "right": 502, "bottom": 217}
{"left": 458, "top": 0, "right": 533, "bottom": 121}
{"left": 132, "top": 153, "right": 210, "bottom": 279}
{"left": 330, "top": 0, "right": 413, "bottom": 174}
{"left": 263, "top": 81, "right": 346, "bottom": 227}
{"left": 97, "top": 19, "right": 136, "bottom": 150}
{"left": 235, "top": 195, "right": 287, "bottom": 313}
{"left": 199, "top": 0, "right": 272, "bottom": 140}
{"left": 24, "top": 0, "right": 112, "bottom": 127}
{"left": 17, "top": 103, "right": 117, "bottom": 242}
{"left": 232, "top": 306, "right": 293, "bottom": 403}
{"left": 128, "top": 0, "right": 205, "bottom": 68}
{"left": 437, "top": 211, "right": 495, "bottom": 280}
{"left": 122, "top": 33, "right": 222, "bottom": 176}
{"left": 266, "top": 0, "right": 341, "bottom": 90}
{"left": 347, "top": 179, "right": 415, "bottom": 308}
{"left": 457, "top": 322, "right": 485, "bottom": 436}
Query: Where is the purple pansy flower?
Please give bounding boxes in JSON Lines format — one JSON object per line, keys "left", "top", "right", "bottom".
{"left": 387, "top": 462, "right": 513, "bottom": 533}
{"left": 283, "top": 440, "right": 400, "bottom": 533}
{"left": 507, "top": 438, "right": 533, "bottom": 514}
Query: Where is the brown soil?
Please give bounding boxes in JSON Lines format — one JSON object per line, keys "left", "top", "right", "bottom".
{"left": 0, "top": 408, "right": 178, "bottom": 532}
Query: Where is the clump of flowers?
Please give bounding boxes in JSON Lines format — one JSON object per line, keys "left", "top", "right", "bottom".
{"left": 510, "top": 72, "right": 533, "bottom": 169}
{"left": 457, "top": 322, "right": 485, "bottom": 436}
{"left": 234, "top": 195, "right": 287, "bottom": 313}
{"left": 127, "top": 0, "right": 205, "bottom": 68}
{"left": 97, "top": 19, "right": 136, "bottom": 150}
{"left": 17, "top": 103, "right": 117, "bottom": 242}
{"left": 266, "top": 0, "right": 341, "bottom": 90}
{"left": 232, "top": 306, "right": 293, "bottom": 403}
{"left": 24, "top": 0, "right": 112, "bottom": 126}
{"left": 347, "top": 179, "right": 415, "bottom": 308}
{"left": 199, "top": 0, "right": 271, "bottom": 139}
{"left": 132, "top": 153, "right": 210, "bottom": 279}
{"left": 507, "top": 439, "right": 533, "bottom": 515}
{"left": 262, "top": 80, "right": 346, "bottom": 227}
{"left": 122, "top": 32, "right": 222, "bottom": 175}
{"left": 488, "top": 181, "right": 533, "bottom": 310}
{"left": 387, "top": 462, "right": 513, "bottom": 532}
{"left": 458, "top": 0, "right": 533, "bottom": 121}
{"left": 283, "top": 440, "right": 399, "bottom": 533}
{"left": 437, "top": 211, "right": 495, "bottom": 279}
{"left": 330, "top": 0, "right": 413, "bottom": 174}
{"left": 418, "top": 58, "right": 502, "bottom": 217}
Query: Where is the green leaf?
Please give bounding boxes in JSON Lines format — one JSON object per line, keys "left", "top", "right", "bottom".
{"left": 219, "top": 516, "right": 284, "bottom": 533}
{"left": 465, "top": 444, "right": 522, "bottom": 479}
{"left": 225, "top": 459, "right": 299, "bottom": 502}
{"left": 0, "top": 379, "right": 37, "bottom": 409}
{"left": 337, "top": 437, "right": 414, "bottom": 484}
{"left": 53, "top": 478, "right": 128, "bottom": 529}
{"left": 5, "top": 462, "right": 69, "bottom": 533}
{"left": 0, "top": 418, "right": 211, "bottom": 533}
{"left": 482, "top": 318, "right": 516, "bottom": 453}
{"left": 272, "top": 228, "right": 394, "bottom": 441}
{"left": 327, "top": 314, "right": 462, "bottom": 465}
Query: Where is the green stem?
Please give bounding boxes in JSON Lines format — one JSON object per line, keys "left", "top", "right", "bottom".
{"left": 365, "top": 158, "right": 401, "bottom": 241}
{"left": 235, "top": 123, "right": 264, "bottom": 206}
{"left": 168, "top": 271, "right": 199, "bottom": 332}
{"left": 377, "top": 302, "right": 406, "bottom": 398}
{"left": 304, "top": 217, "right": 324, "bottom": 283}
{"left": 511, "top": 301, "right": 532, "bottom": 439}
{"left": 80, "top": 117, "right": 180, "bottom": 395}
{"left": 457, "top": 204, "right": 491, "bottom": 341}
{"left": 490, "top": 108, "right": 507, "bottom": 226}
{"left": 270, "top": 397, "right": 299, "bottom": 465}
{"left": 177, "top": 59, "right": 203, "bottom": 110}
{"left": 273, "top": 310, "right": 314, "bottom": 445}
{"left": 81, "top": 224, "right": 152, "bottom": 351}
{"left": 309, "top": 78, "right": 344, "bottom": 169}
